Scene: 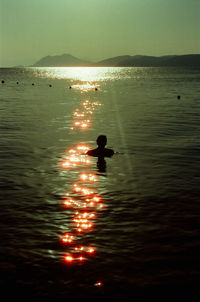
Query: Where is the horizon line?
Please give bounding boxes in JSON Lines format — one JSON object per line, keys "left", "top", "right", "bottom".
{"left": 1, "top": 53, "right": 200, "bottom": 68}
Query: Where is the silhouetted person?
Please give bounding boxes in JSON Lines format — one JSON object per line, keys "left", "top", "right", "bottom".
{"left": 87, "top": 135, "right": 114, "bottom": 158}
{"left": 97, "top": 157, "right": 107, "bottom": 172}
{"left": 177, "top": 95, "right": 181, "bottom": 99}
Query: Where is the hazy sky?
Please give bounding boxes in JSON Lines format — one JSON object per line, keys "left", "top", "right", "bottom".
{"left": 0, "top": 0, "right": 199, "bottom": 66}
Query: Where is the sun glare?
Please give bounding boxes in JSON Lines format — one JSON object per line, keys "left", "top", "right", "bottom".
{"left": 57, "top": 68, "right": 107, "bottom": 270}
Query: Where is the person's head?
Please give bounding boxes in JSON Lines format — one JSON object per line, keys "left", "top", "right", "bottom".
{"left": 96, "top": 135, "right": 107, "bottom": 148}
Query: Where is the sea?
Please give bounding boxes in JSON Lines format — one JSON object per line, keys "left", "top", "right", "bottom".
{"left": 0, "top": 67, "right": 200, "bottom": 300}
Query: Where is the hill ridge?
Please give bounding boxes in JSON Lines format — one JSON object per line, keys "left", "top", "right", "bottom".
{"left": 32, "top": 54, "right": 200, "bottom": 67}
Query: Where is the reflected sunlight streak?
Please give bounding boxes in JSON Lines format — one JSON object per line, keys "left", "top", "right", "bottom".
{"left": 59, "top": 77, "right": 106, "bottom": 273}
{"left": 31, "top": 67, "right": 126, "bottom": 82}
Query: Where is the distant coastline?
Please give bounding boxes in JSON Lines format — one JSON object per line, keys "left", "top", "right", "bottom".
{"left": 2, "top": 53, "right": 200, "bottom": 68}
{"left": 31, "top": 53, "right": 200, "bottom": 68}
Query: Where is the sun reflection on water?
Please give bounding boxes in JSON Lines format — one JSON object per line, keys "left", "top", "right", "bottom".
{"left": 61, "top": 144, "right": 91, "bottom": 168}
{"left": 58, "top": 82, "right": 105, "bottom": 271}
{"left": 30, "top": 66, "right": 125, "bottom": 82}
{"left": 79, "top": 173, "right": 98, "bottom": 182}
{"left": 71, "top": 99, "right": 101, "bottom": 130}
{"left": 72, "top": 83, "right": 98, "bottom": 92}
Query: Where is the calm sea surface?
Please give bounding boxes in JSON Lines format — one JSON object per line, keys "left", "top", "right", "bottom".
{"left": 0, "top": 67, "right": 200, "bottom": 300}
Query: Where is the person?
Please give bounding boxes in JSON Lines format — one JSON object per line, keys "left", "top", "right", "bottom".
{"left": 87, "top": 135, "right": 114, "bottom": 158}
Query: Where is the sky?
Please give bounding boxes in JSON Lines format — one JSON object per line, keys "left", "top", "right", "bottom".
{"left": 0, "top": 0, "right": 200, "bottom": 67}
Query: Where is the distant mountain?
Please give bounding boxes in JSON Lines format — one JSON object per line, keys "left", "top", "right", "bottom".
{"left": 95, "top": 55, "right": 132, "bottom": 66}
{"left": 97, "top": 54, "right": 200, "bottom": 67}
{"left": 32, "top": 53, "right": 91, "bottom": 67}
{"left": 32, "top": 54, "right": 200, "bottom": 67}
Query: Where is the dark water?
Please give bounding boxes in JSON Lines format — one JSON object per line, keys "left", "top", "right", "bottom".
{"left": 0, "top": 67, "right": 200, "bottom": 300}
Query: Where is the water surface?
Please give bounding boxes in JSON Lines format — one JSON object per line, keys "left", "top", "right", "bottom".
{"left": 0, "top": 67, "right": 200, "bottom": 300}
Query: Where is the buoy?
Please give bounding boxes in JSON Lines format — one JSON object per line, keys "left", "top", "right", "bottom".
{"left": 32, "top": 83, "right": 35, "bottom": 86}
{"left": 1, "top": 80, "right": 5, "bottom": 84}
{"left": 16, "top": 82, "right": 19, "bottom": 85}
{"left": 49, "top": 84, "right": 52, "bottom": 87}
{"left": 177, "top": 95, "right": 181, "bottom": 99}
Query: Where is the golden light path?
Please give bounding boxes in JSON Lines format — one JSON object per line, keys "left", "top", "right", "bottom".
{"left": 32, "top": 66, "right": 124, "bottom": 82}
{"left": 71, "top": 99, "right": 101, "bottom": 130}
{"left": 58, "top": 78, "right": 104, "bottom": 284}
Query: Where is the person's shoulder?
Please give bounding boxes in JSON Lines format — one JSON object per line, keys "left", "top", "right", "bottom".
{"left": 86, "top": 149, "right": 99, "bottom": 157}
{"left": 104, "top": 148, "right": 114, "bottom": 157}
{"left": 87, "top": 148, "right": 114, "bottom": 157}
